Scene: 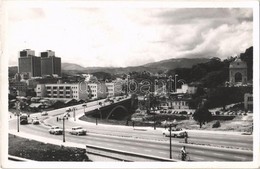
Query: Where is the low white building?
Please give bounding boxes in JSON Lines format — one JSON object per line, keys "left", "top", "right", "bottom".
{"left": 105, "top": 82, "right": 123, "bottom": 97}
{"left": 88, "top": 82, "right": 107, "bottom": 100}
{"left": 35, "top": 83, "right": 90, "bottom": 100}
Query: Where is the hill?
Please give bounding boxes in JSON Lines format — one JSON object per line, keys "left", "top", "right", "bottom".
{"left": 143, "top": 58, "right": 210, "bottom": 70}
{"left": 61, "top": 57, "right": 210, "bottom": 75}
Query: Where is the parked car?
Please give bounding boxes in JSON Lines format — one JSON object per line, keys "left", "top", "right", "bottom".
{"left": 41, "top": 111, "right": 48, "bottom": 116}
{"left": 49, "top": 126, "right": 63, "bottom": 135}
{"left": 69, "top": 126, "right": 87, "bottom": 135}
{"left": 32, "top": 118, "right": 40, "bottom": 125}
{"left": 162, "top": 128, "right": 187, "bottom": 138}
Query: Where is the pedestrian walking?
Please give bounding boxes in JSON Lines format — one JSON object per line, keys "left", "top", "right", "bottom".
{"left": 184, "top": 136, "right": 188, "bottom": 143}
{"left": 57, "top": 117, "right": 59, "bottom": 122}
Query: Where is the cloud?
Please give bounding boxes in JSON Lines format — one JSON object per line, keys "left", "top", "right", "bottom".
{"left": 6, "top": 7, "right": 253, "bottom": 67}
{"left": 156, "top": 8, "right": 252, "bottom": 25}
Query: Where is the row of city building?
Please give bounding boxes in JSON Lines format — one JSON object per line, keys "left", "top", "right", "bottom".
{"left": 35, "top": 81, "right": 123, "bottom": 100}
{"left": 18, "top": 49, "right": 61, "bottom": 78}
{"left": 9, "top": 76, "right": 124, "bottom": 101}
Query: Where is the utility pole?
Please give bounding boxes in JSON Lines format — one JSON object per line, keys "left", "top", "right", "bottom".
{"left": 153, "top": 113, "right": 156, "bottom": 130}
{"left": 82, "top": 104, "right": 87, "bottom": 114}
{"left": 63, "top": 117, "right": 65, "bottom": 142}
{"left": 72, "top": 107, "right": 76, "bottom": 121}
{"left": 17, "top": 113, "right": 20, "bottom": 132}
{"left": 169, "top": 124, "right": 172, "bottom": 159}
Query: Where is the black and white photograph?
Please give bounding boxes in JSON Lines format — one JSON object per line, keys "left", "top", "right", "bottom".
{"left": 1, "top": 1, "right": 259, "bottom": 168}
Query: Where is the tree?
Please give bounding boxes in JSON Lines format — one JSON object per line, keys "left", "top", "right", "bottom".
{"left": 193, "top": 106, "right": 212, "bottom": 128}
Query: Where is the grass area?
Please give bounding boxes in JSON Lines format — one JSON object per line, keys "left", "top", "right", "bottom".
{"left": 80, "top": 112, "right": 253, "bottom": 133}
{"left": 177, "top": 116, "right": 253, "bottom": 132}
{"left": 8, "top": 134, "right": 91, "bottom": 161}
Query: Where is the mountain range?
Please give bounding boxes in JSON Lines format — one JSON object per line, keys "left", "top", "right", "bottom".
{"left": 8, "top": 57, "right": 210, "bottom": 77}
{"left": 61, "top": 58, "right": 210, "bottom": 75}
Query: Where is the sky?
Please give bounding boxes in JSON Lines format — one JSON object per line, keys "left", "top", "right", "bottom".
{"left": 6, "top": 4, "right": 253, "bottom": 67}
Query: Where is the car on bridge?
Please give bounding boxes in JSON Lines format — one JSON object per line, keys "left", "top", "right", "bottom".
{"left": 162, "top": 128, "right": 188, "bottom": 138}
{"left": 69, "top": 126, "right": 87, "bottom": 135}
{"left": 49, "top": 126, "right": 63, "bottom": 135}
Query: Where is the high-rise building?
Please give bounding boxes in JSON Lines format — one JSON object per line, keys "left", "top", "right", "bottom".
{"left": 41, "top": 50, "right": 61, "bottom": 76}
{"left": 18, "top": 49, "right": 41, "bottom": 78}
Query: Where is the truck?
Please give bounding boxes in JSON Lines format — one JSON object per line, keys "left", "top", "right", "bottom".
{"left": 20, "top": 114, "right": 28, "bottom": 124}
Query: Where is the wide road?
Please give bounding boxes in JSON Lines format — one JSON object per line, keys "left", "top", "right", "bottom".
{"left": 9, "top": 98, "right": 253, "bottom": 161}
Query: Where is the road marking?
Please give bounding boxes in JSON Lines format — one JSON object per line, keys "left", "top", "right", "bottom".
{"left": 193, "top": 150, "right": 204, "bottom": 153}
{"left": 212, "top": 152, "right": 223, "bottom": 156}
{"left": 131, "top": 147, "right": 137, "bottom": 150}
{"left": 146, "top": 144, "right": 154, "bottom": 147}
{"left": 193, "top": 157, "right": 204, "bottom": 160}
{"left": 158, "top": 151, "right": 167, "bottom": 154}
{"left": 233, "top": 156, "right": 247, "bottom": 159}
{"left": 144, "top": 149, "right": 152, "bottom": 152}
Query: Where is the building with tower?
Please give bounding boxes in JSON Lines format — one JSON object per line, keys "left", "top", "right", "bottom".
{"left": 18, "top": 49, "right": 41, "bottom": 78}
{"left": 41, "top": 50, "right": 61, "bottom": 76}
{"left": 229, "top": 58, "right": 247, "bottom": 86}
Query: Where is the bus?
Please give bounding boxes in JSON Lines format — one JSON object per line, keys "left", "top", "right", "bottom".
{"left": 20, "top": 114, "right": 28, "bottom": 124}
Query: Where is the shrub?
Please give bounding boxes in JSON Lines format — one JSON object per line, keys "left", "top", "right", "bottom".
{"left": 212, "top": 121, "right": 221, "bottom": 128}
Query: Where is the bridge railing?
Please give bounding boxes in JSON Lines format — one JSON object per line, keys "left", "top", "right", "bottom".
{"left": 86, "top": 144, "right": 178, "bottom": 162}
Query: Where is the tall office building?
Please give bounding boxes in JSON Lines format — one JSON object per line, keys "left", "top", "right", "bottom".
{"left": 41, "top": 50, "right": 61, "bottom": 76}
{"left": 18, "top": 49, "right": 41, "bottom": 78}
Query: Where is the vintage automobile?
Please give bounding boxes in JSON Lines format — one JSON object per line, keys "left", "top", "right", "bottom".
{"left": 69, "top": 126, "right": 87, "bottom": 135}
{"left": 162, "top": 128, "right": 188, "bottom": 138}
{"left": 32, "top": 118, "right": 40, "bottom": 125}
{"left": 41, "top": 111, "right": 48, "bottom": 116}
{"left": 49, "top": 126, "right": 63, "bottom": 135}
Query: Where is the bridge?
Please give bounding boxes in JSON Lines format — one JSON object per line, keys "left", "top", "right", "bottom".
{"left": 84, "top": 96, "right": 138, "bottom": 120}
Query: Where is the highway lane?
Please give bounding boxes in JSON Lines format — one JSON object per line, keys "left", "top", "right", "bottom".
{"left": 8, "top": 98, "right": 253, "bottom": 161}
{"left": 43, "top": 114, "right": 253, "bottom": 150}
{"left": 26, "top": 97, "right": 252, "bottom": 150}
{"left": 12, "top": 97, "right": 252, "bottom": 151}
{"left": 9, "top": 119, "right": 252, "bottom": 162}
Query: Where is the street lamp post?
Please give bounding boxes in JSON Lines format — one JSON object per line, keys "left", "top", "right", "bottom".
{"left": 169, "top": 124, "right": 172, "bottom": 159}
{"left": 72, "top": 107, "right": 76, "bottom": 121}
{"left": 153, "top": 113, "right": 156, "bottom": 130}
{"left": 63, "top": 117, "right": 65, "bottom": 142}
{"left": 17, "top": 113, "right": 20, "bottom": 132}
{"left": 82, "top": 104, "right": 87, "bottom": 114}
{"left": 15, "top": 101, "right": 21, "bottom": 133}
